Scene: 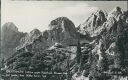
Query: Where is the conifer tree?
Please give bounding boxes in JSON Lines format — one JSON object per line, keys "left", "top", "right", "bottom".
{"left": 76, "top": 40, "right": 81, "bottom": 64}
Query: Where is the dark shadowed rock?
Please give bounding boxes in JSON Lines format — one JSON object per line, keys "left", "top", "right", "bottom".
{"left": 1, "top": 22, "right": 26, "bottom": 59}
{"left": 2, "top": 7, "right": 128, "bottom": 80}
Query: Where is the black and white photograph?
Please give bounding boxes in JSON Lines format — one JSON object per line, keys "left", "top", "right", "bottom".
{"left": 0, "top": 0, "right": 128, "bottom": 80}
{"left": 10, "top": 0, "right": 128, "bottom": 1}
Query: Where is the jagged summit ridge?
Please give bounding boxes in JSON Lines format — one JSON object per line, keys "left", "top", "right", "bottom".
{"left": 15, "top": 17, "right": 78, "bottom": 53}
{"left": 46, "top": 17, "right": 78, "bottom": 45}
{"left": 2, "top": 22, "right": 19, "bottom": 33}
{"left": 2, "top": 7, "right": 128, "bottom": 80}
{"left": 20, "top": 29, "right": 41, "bottom": 43}
{"left": 78, "top": 10, "right": 107, "bottom": 37}
{"left": 1, "top": 22, "right": 26, "bottom": 59}
{"left": 16, "top": 28, "right": 43, "bottom": 50}
{"left": 49, "top": 17, "right": 77, "bottom": 38}
{"left": 107, "top": 7, "right": 123, "bottom": 21}
{"left": 29, "top": 28, "right": 41, "bottom": 36}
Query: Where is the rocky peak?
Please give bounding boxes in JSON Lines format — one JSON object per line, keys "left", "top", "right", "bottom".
{"left": 107, "top": 7, "right": 122, "bottom": 21}
{"left": 15, "top": 29, "right": 48, "bottom": 55}
{"left": 2, "top": 22, "right": 18, "bottom": 33}
{"left": 29, "top": 28, "right": 41, "bottom": 36}
{"left": 49, "top": 17, "right": 77, "bottom": 37}
{"left": 111, "top": 7, "right": 122, "bottom": 14}
{"left": 26, "top": 28, "right": 42, "bottom": 42}
{"left": 1, "top": 22, "right": 26, "bottom": 59}
{"left": 18, "top": 29, "right": 42, "bottom": 48}
{"left": 78, "top": 10, "right": 106, "bottom": 37}
{"left": 14, "top": 17, "right": 78, "bottom": 55}
{"left": 47, "top": 17, "right": 78, "bottom": 45}
{"left": 49, "top": 17, "right": 70, "bottom": 29}
{"left": 121, "top": 11, "right": 128, "bottom": 24}
{"left": 102, "top": 7, "right": 126, "bottom": 36}
{"left": 98, "top": 8, "right": 128, "bottom": 68}
{"left": 94, "top": 10, "right": 107, "bottom": 24}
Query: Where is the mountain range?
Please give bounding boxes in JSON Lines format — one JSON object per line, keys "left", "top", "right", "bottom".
{"left": 1, "top": 7, "right": 128, "bottom": 80}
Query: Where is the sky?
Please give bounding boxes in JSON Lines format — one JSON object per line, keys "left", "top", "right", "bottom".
{"left": 1, "top": 0, "right": 127, "bottom": 32}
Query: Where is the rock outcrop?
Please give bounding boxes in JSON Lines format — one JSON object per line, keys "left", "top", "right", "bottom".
{"left": 1, "top": 22, "right": 26, "bottom": 59}
{"left": 4, "top": 17, "right": 78, "bottom": 73}
{"left": 47, "top": 17, "right": 78, "bottom": 46}
{"left": 6, "top": 42, "right": 75, "bottom": 74}
{"left": 16, "top": 29, "right": 47, "bottom": 53}
{"left": 75, "top": 7, "right": 128, "bottom": 80}
{"left": 14, "top": 17, "right": 78, "bottom": 56}
{"left": 78, "top": 10, "right": 107, "bottom": 37}
{"left": 1, "top": 7, "right": 128, "bottom": 80}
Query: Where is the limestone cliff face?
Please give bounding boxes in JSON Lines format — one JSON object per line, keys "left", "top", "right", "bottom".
{"left": 78, "top": 10, "right": 107, "bottom": 37}
{"left": 47, "top": 17, "right": 78, "bottom": 46}
{"left": 78, "top": 7, "right": 128, "bottom": 62}
{"left": 71, "top": 7, "right": 128, "bottom": 80}
{"left": 5, "top": 17, "right": 78, "bottom": 72}
{"left": 1, "top": 22, "right": 26, "bottom": 59}
{"left": 101, "top": 7, "right": 128, "bottom": 67}
{"left": 14, "top": 29, "right": 49, "bottom": 58}
{"left": 101, "top": 7, "right": 128, "bottom": 53}
{"left": 2, "top": 7, "right": 128, "bottom": 80}
{"left": 102, "top": 7, "right": 127, "bottom": 67}
{"left": 15, "top": 17, "right": 78, "bottom": 55}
